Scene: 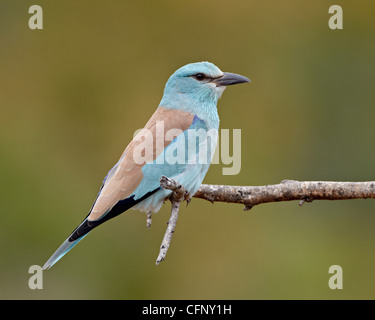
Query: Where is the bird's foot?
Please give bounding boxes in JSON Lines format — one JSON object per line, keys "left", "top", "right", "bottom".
{"left": 146, "top": 211, "right": 152, "bottom": 228}
{"left": 184, "top": 192, "right": 192, "bottom": 206}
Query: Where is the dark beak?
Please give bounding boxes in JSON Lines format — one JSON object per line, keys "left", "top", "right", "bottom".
{"left": 214, "top": 72, "right": 250, "bottom": 87}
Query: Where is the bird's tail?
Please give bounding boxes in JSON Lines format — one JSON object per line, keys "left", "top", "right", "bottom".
{"left": 43, "top": 189, "right": 161, "bottom": 270}
{"left": 42, "top": 217, "right": 95, "bottom": 270}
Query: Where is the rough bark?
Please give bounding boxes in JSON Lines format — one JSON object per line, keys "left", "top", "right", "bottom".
{"left": 156, "top": 179, "right": 375, "bottom": 264}
{"left": 193, "top": 180, "right": 375, "bottom": 210}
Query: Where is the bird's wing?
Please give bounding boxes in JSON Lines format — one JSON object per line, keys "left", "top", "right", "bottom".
{"left": 42, "top": 108, "right": 205, "bottom": 270}
{"left": 132, "top": 113, "right": 217, "bottom": 202}
{"left": 87, "top": 107, "right": 195, "bottom": 222}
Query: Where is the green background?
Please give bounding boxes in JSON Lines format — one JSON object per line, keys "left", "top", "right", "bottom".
{"left": 1, "top": 0, "right": 375, "bottom": 299}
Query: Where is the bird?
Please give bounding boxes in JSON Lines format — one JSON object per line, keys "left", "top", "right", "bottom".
{"left": 43, "top": 61, "right": 250, "bottom": 270}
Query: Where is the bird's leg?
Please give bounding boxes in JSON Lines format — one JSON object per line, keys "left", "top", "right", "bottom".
{"left": 146, "top": 211, "right": 152, "bottom": 228}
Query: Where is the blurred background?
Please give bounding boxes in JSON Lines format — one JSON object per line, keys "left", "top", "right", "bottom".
{"left": 1, "top": 0, "right": 375, "bottom": 299}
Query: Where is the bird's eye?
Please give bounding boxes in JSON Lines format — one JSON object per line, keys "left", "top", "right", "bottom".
{"left": 194, "top": 73, "right": 205, "bottom": 81}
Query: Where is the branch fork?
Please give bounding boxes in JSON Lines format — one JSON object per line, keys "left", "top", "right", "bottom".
{"left": 155, "top": 179, "right": 375, "bottom": 265}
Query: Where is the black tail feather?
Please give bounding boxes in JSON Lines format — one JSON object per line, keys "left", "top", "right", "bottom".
{"left": 69, "top": 188, "right": 159, "bottom": 241}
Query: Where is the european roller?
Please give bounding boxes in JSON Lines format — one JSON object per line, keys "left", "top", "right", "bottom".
{"left": 43, "top": 61, "right": 249, "bottom": 269}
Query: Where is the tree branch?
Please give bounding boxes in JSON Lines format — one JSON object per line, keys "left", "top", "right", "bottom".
{"left": 156, "top": 179, "right": 375, "bottom": 265}
{"left": 193, "top": 180, "right": 375, "bottom": 210}
{"left": 156, "top": 176, "right": 187, "bottom": 265}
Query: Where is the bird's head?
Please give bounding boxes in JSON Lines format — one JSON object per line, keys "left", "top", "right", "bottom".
{"left": 159, "top": 62, "right": 250, "bottom": 112}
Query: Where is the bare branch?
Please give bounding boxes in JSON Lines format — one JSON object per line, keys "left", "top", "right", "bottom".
{"left": 193, "top": 180, "right": 375, "bottom": 210}
{"left": 156, "top": 176, "right": 187, "bottom": 265}
{"left": 155, "top": 179, "right": 375, "bottom": 264}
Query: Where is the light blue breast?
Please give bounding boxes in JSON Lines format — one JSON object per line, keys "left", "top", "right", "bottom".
{"left": 132, "top": 115, "right": 218, "bottom": 213}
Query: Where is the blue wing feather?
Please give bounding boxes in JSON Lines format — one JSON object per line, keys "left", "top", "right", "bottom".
{"left": 132, "top": 115, "right": 217, "bottom": 212}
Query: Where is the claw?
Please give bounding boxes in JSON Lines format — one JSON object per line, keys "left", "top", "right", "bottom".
{"left": 184, "top": 191, "right": 192, "bottom": 206}
{"left": 146, "top": 212, "right": 152, "bottom": 228}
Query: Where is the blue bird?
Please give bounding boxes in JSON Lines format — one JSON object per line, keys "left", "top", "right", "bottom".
{"left": 43, "top": 61, "right": 250, "bottom": 269}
